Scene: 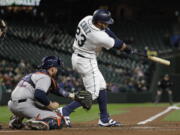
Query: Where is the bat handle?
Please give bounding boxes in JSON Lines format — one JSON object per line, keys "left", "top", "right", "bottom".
{"left": 131, "top": 49, "right": 147, "bottom": 57}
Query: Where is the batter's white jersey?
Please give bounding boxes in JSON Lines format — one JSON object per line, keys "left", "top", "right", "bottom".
{"left": 73, "top": 15, "right": 115, "bottom": 58}
{"left": 72, "top": 16, "right": 115, "bottom": 100}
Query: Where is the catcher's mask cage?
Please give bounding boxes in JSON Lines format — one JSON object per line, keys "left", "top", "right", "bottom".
{"left": 39, "top": 56, "right": 63, "bottom": 70}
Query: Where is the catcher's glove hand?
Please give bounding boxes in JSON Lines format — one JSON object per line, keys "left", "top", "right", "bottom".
{"left": 74, "top": 90, "right": 92, "bottom": 110}
{"left": 0, "top": 19, "right": 7, "bottom": 39}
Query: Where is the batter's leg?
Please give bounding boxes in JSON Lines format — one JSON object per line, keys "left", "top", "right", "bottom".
{"left": 60, "top": 101, "right": 81, "bottom": 116}
{"left": 97, "top": 89, "right": 121, "bottom": 127}
{"left": 97, "top": 90, "right": 109, "bottom": 122}
{"left": 57, "top": 101, "right": 81, "bottom": 127}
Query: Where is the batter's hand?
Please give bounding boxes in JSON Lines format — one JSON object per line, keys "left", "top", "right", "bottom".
{"left": 47, "top": 101, "right": 60, "bottom": 110}
{"left": 123, "top": 46, "right": 132, "bottom": 54}
{"left": 119, "top": 43, "right": 133, "bottom": 54}
{"left": 120, "top": 43, "right": 127, "bottom": 51}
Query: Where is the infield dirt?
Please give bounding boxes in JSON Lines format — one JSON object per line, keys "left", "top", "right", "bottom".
{"left": 0, "top": 106, "right": 180, "bottom": 135}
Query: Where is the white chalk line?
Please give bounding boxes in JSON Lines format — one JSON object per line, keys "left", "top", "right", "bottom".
{"left": 137, "top": 105, "right": 180, "bottom": 125}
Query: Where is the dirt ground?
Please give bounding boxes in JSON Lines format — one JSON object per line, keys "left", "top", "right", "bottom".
{"left": 1, "top": 106, "right": 180, "bottom": 135}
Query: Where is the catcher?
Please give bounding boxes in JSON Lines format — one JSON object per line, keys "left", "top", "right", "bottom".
{"left": 8, "top": 56, "right": 92, "bottom": 130}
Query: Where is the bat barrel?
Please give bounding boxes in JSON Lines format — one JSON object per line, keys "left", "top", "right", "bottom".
{"left": 148, "top": 56, "right": 170, "bottom": 66}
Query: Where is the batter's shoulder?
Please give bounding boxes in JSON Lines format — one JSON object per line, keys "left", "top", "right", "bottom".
{"left": 89, "top": 30, "right": 109, "bottom": 39}
{"left": 82, "top": 15, "right": 92, "bottom": 20}
{"left": 79, "top": 15, "right": 92, "bottom": 24}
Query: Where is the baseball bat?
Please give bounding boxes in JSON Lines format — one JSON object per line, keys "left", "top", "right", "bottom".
{"left": 147, "top": 56, "right": 170, "bottom": 66}
{"left": 132, "top": 51, "right": 170, "bottom": 66}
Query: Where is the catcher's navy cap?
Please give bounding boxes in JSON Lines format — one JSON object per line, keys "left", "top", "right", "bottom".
{"left": 40, "top": 56, "right": 63, "bottom": 69}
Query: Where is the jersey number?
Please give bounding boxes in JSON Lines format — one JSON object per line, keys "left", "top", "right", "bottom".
{"left": 75, "top": 27, "right": 86, "bottom": 47}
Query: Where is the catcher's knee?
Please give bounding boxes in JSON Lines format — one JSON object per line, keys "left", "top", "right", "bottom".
{"left": 41, "top": 117, "right": 64, "bottom": 129}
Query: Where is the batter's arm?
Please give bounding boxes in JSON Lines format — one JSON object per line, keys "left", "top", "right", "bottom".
{"left": 105, "top": 28, "right": 131, "bottom": 52}
{"left": 113, "top": 40, "right": 131, "bottom": 53}
{"left": 105, "top": 28, "right": 124, "bottom": 49}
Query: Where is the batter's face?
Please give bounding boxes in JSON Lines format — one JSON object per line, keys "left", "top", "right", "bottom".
{"left": 96, "top": 22, "right": 109, "bottom": 30}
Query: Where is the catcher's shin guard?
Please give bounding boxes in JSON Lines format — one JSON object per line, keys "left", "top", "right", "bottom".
{"left": 9, "top": 116, "right": 24, "bottom": 129}
{"left": 43, "top": 117, "right": 64, "bottom": 129}
{"left": 26, "top": 117, "right": 64, "bottom": 130}
{"left": 26, "top": 119, "right": 49, "bottom": 130}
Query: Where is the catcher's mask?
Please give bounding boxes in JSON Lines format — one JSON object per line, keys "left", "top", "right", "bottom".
{"left": 39, "top": 56, "right": 63, "bottom": 70}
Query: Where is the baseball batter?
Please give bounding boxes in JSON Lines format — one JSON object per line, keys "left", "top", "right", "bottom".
{"left": 8, "top": 56, "right": 75, "bottom": 130}
{"left": 58, "top": 9, "right": 132, "bottom": 127}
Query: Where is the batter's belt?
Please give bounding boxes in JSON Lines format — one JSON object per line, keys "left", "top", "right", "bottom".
{"left": 74, "top": 53, "right": 91, "bottom": 59}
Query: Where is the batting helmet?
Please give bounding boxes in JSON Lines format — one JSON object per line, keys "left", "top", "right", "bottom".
{"left": 40, "top": 56, "right": 63, "bottom": 69}
{"left": 92, "top": 9, "right": 114, "bottom": 24}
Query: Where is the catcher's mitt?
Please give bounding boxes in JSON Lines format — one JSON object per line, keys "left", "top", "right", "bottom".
{"left": 0, "top": 19, "right": 7, "bottom": 39}
{"left": 75, "top": 90, "right": 92, "bottom": 110}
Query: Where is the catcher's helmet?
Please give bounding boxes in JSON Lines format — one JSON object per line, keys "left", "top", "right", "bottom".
{"left": 40, "top": 56, "right": 63, "bottom": 69}
{"left": 92, "top": 9, "right": 114, "bottom": 24}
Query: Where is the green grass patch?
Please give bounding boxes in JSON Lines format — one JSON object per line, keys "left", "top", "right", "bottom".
{"left": 0, "top": 103, "right": 170, "bottom": 124}
{"left": 163, "top": 110, "right": 180, "bottom": 121}
{"left": 71, "top": 104, "right": 128, "bottom": 122}
{"left": 71, "top": 103, "right": 169, "bottom": 122}
{"left": 0, "top": 106, "right": 12, "bottom": 123}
